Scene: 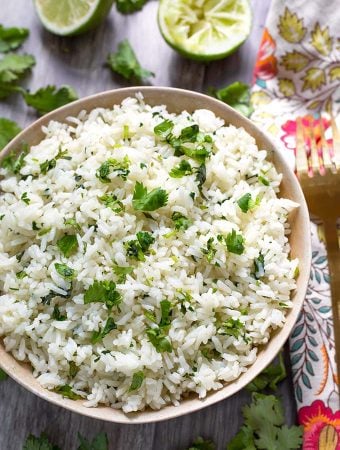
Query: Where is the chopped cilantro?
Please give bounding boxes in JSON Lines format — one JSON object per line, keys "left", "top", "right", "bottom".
{"left": 32, "top": 221, "right": 40, "bottom": 230}
{"left": 219, "top": 230, "right": 245, "bottom": 255}
{"left": 107, "top": 39, "right": 154, "bottom": 82}
{"left": 202, "top": 237, "right": 217, "bottom": 263}
{"left": 169, "top": 159, "right": 193, "bottom": 178}
{"left": 69, "top": 361, "right": 79, "bottom": 378}
{"left": 16, "top": 270, "right": 27, "bottom": 279}
{"left": 21, "top": 192, "right": 30, "bottom": 204}
{"left": 54, "top": 263, "right": 77, "bottom": 280}
{"left": 84, "top": 280, "right": 122, "bottom": 310}
{"left": 140, "top": 162, "right": 147, "bottom": 169}
{"left": 113, "top": 265, "right": 134, "bottom": 283}
{"left": 172, "top": 212, "right": 192, "bottom": 231}
{"left": 64, "top": 218, "right": 81, "bottom": 232}
{"left": 125, "top": 231, "right": 155, "bottom": 261}
{"left": 219, "top": 318, "right": 244, "bottom": 338}
{"left": 53, "top": 384, "right": 82, "bottom": 400}
{"left": 0, "top": 214, "right": 4, "bottom": 221}
{"left": 195, "top": 164, "right": 206, "bottom": 193}
{"left": 56, "top": 234, "right": 78, "bottom": 258}
{"left": 129, "top": 371, "right": 145, "bottom": 392}
{"left": 176, "top": 290, "right": 194, "bottom": 314}
{"left": 254, "top": 253, "right": 265, "bottom": 280}
{"left": 99, "top": 193, "right": 124, "bottom": 213}
{"left": 154, "top": 119, "right": 174, "bottom": 139}
{"left": 237, "top": 193, "right": 251, "bottom": 213}
{"left": 38, "top": 227, "right": 51, "bottom": 236}
{"left": 144, "top": 310, "right": 157, "bottom": 323}
{"left": 146, "top": 327, "right": 172, "bottom": 353}
{"left": 200, "top": 344, "right": 220, "bottom": 361}
{"left": 40, "top": 148, "right": 70, "bottom": 174}
{"left": 159, "top": 299, "right": 172, "bottom": 328}
{"left": 52, "top": 305, "right": 67, "bottom": 321}
{"left": 258, "top": 175, "right": 270, "bottom": 186}
{"left": 96, "top": 156, "right": 130, "bottom": 183}
{"left": 23, "top": 85, "right": 78, "bottom": 115}
{"left": 178, "top": 124, "right": 199, "bottom": 143}
{"left": 91, "top": 317, "right": 117, "bottom": 344}
{"left": 132, "top": 181, "right": 168, "bottom": 211}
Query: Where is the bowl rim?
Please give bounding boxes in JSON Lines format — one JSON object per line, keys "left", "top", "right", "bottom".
{"left": 0, "top": 86, "right": 311, "bottom": 424}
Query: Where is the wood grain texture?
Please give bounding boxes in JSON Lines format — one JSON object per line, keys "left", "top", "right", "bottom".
{"left": 0, "top": 1, "right": 298, "bottom": 449}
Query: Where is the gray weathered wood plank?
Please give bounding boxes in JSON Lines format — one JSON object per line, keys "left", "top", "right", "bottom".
{"left": 0, "top": 1, "right": 298, "bottom": 449}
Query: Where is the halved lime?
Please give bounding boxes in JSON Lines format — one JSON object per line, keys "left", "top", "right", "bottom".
{"left": 33, "top": 0, "right": 114, "bottom": 36}
{"left": 158, "top": 0, "right": 252, "bottom": 62}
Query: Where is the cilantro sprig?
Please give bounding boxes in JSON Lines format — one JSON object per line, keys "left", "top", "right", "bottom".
{"left": 0, "top": 117, "right": 21, "bottom": 150}
{"left": 125, "top": 231, "right": 155, "bottom": 261}
{"left": 218, "top": 230, "right": 245, "bottom": 255}
{"left": 0, "top": 53, "right": 35, "bottom": 99}
{"left": 0, "top": 24, "right": 29, "bottom": 53}
{"left": 84, "top": 280, "right": 122, "bottom": 310}
{"left": 107, "top": 39, "right": 154, "bottom": 82}
{"left": 132, "top": 181, "right": 168, "bottom": 211}
{"left": 23, "top": 85, "right": 78, "bottom": 115}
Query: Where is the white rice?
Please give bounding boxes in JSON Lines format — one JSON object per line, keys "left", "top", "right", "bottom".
{"left": 0, "top": 95, "right": 299, "bottom": 413}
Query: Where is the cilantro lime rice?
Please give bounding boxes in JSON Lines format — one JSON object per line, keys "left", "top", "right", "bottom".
{"left": 0, "top": 94, "right": 298, "bottom": 412}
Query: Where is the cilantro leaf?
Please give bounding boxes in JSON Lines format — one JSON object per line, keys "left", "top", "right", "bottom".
{"left": 0, "top": 117, "right": 21, "bottom": 150}
{"left": 210, "top": 82, "right": 253, "bottom": 118}
{"left": 56, "top": 234, "right": 78, "bottom": 258}
{"left": 146, "top": 327, "right": 172, "bottom": 353}
{"left": 21, "top": 192, "right": 30, "bottom": 204}
{"left": 116, "top": 0, "right": 148, "bottom": 14}
{"left": 223, "top": 230, "right": 245, "bottom": 255}
{"left": 0, "top": 25, "right": 29, "bottom": 53}
{"left": 219, "top": 318, "right": 244, "bottom": 338}
{"left": 129, "top": 371, "right": 145, "bottom": 391}
{"left": 91, "top": 317, "right": 117, "bottom": 344}
{"left": 246, "top": 352, "right": 286, "bottom": 392}
{"left": 96, "top": 157, "right": 130, "bottom": 183}
{"left": 64, "top": 218, "right": 81, "bottom": 232}
{"left": 0, "top": 53, "right": 35, "bottom": 99}
{"left": 77, "top": 432, "right": 108, "bottom": 450}
{"left": 0, "top": 368, "right": 8, "bottom": 381}
{"left": 54, "top": 263, "right": 77, "bottom": 280}
{"left": 23, "top": 85, "right": 78, "bottom": 115}
{"left": 243, "top": 394, "right": 284, "bottom": 430}
{"left": 187, "top": 437, "right": 216, "bottom": 450}
{"left": 23, "top": 433, "right": 60, "bottom": 450}
{"left": 172, "top": 211, "right": 192, "bottom": 231}
{"left": 179, "top": 124, "right": 199, "bottom": 143}
{"left": 107, "top": 40, "right": 154, "bottom": 82}
{"left": 84, "top": 280, "right": 122, "bottom": 310}
{"left": 195, "top": 163, "right": 206, "bottom": 192}
{"left": 154, "top": 119, "right": 174, "bottom": 139}
{"left": 202, "top": 237, "right": 216, "bottom": 263}
{"left": 132, "top": 181, "right": 168, "bottom": 211}
{"left": 254, "top": 253, "right": 265, "bottom": 280}
{"left": 226, "top": 425, "right": 256, "bottom": 450}
{"left": 53, "top": 384, "right": 82, "bottom": 400}
{"left": 51, "top": 305, "right": 67, "bottom": 321}
{"left": 159, "top": 299, "right": 172, "bottom": 328}
{"left": 16, "top": 270, "right": 27, "bottom": 279}
{"left": 99, "top": 193, "right": 124, "bottom": 213}
{"left": 113, "top": 265, "right": 134, "bottom": 282}
{"left": 1, "top": 143, "right": 27, "bottom": 174}
{"left": 169, "top": 159, "right": 193, "bottom": 178}
{"left": 237, "top": 193, "right": 252, "bottom": 213}
{"left": 125, "top": 231, "right": 155, "bottom": 261}
{"left": 275, "top": 425, "right": 303, "bottom": 450}
{"left": 40, "top": 148, "right": 70, "bottom": 174}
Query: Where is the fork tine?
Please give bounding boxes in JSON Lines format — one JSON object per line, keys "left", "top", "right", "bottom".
{"left": 307, "top": 116, "right": 321, "bottom": 175}
{"left": 295, "top": 117, "right": 309, "bottom": 178}
{"left": 319, "top": 114, "right": 335, "bottom": 174}
{"left": 330, "top": 110, "right": 340, "bottom": 171}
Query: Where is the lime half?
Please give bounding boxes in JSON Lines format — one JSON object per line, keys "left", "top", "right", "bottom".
{"left": 158, "top": 0, "right": 252, "bottom": 62}
{"left": 34, "top": 0, "right": 114, "bottom": 36}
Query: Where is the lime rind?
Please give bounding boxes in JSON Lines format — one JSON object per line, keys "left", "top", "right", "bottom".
{"left": 158, "top": 0, "right": 252, "bottom": 62}
{"left": 34, "top": 0, "right": 114, "bottom": 36}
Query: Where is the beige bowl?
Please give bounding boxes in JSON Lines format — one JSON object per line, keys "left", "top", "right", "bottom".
{"left": 0, "top": 87, "right": 311, "bottom": 423}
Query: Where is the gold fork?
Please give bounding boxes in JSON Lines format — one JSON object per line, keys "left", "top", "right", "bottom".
{"left": 295, "top": 111, "right": 340, "bottom": 377}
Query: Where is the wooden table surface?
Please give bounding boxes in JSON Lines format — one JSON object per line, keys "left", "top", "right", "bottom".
{"left": 0, "top": 1, "right": 298, "bottom": 449}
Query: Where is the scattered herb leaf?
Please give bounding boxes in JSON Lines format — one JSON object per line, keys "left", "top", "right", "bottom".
{"left": 53, "top": 384, "right": 82, "bottom": 400}
{"left": 172, "top": 211, "right": 192, "bottom": 231}
{"left": 129, "top": 371, "right": 145, "bottom": 391}
{"left": 91, "top": 317, "right": 117, "bottom": 344}
{"left": 84, "top": 280, "right": 122, "bottom": 310}
{"left": 54, "top": 263, "right": 77, "bottom": 281}
{"left": 132, "top": 181, "right": 168, "bottom": 211}
{"left": 169, "top": 159, "right": 193, "bottom": 178}
{"left": 57, "top": 235, "right": 78, "bottom": 258}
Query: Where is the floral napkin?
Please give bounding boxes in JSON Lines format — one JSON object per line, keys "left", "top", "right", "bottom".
{"left": 250, "top": 0, "right": 340, "bottom": 448}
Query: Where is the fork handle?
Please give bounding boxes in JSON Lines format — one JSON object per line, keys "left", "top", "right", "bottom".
{"left": 323, "top": 219, "right": 340, "bottom": 377}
